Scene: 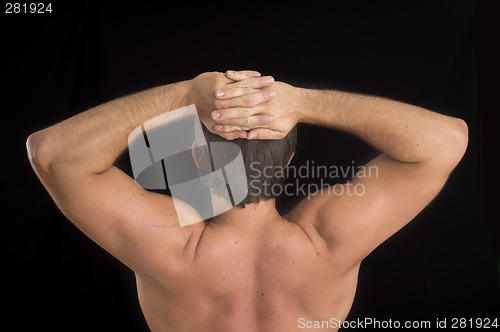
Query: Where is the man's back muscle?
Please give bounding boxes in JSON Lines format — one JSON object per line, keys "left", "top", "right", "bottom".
{"left": 135, "top": 215, "right": 360, "bottom": 332}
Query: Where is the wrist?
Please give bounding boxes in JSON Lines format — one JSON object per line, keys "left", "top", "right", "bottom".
{"left": 180, "top": 79, "right": 196, "bottom": 106}
{"left": 295, "top": 88, "right": 344, "bottom": 128}
{"left": 294, "top": 87, "right": 321, "bottom": 124}
{"left": 158, "top": 79, "right": 195, "bottom": 111}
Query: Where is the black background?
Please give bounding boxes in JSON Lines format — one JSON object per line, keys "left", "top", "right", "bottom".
{"left": 3, "top": 0, "right": 499, "bottom": 330}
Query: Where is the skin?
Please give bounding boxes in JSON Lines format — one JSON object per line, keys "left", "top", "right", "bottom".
{"left": 27, "top": 70, "right": 468, "bottom": 331}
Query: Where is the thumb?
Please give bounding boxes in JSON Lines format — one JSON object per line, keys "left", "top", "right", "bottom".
{"left": 247, "top": 128, "right": 284, "bottom": 140}
{"left": 226, "top": 70, "right": 261, "bottom": 81}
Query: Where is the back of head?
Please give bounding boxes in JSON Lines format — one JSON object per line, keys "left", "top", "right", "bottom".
{"left": 195, "top": 124, "right": 297, "bottom": 208}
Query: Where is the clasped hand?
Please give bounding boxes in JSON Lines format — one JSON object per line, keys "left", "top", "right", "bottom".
{"left": 191, "top": 70, "right": 301, "bottom": 140}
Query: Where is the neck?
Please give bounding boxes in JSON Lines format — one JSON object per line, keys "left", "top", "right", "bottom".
{"left": 210, "top": 199, "right": 283, "bottom": 231}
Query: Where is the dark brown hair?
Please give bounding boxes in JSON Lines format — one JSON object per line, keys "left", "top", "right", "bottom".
{"left": 195, "top": 124, "right": 297, "bottom": 208}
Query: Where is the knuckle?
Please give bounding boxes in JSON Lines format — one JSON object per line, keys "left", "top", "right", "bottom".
{"left": 238, "top": 108, "right": 248, "bottom": 118}
{"left": 219, "top": 111, "right": 231, "bottom": 121}
{"left": 246, "top": 78, "right": 258, "bottom": 87}
{"left": 214, "top": 72, "right": 225, "bottom": 83}
{"left": 243, "top": 95, "right": 255, "bottom": 107}
{"left": 258, "top": 115, "right": 268, "bottom": 125}
{"left": 217, "top": 110, "right": 227, "bottom": 120}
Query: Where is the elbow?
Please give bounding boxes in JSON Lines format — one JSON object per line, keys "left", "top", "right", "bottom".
{"left": 440, "top": 118, "right": 469, "bottom": 168}
{"left": 26, "top": 130, "right": 55, "bottom": 174}
{"left": 450, "top": 118, "right": 469, "bottom": 158}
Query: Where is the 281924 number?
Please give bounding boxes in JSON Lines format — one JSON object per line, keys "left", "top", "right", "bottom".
{"left": 451, "top": 317, "right": 498, "bottom": 329}
{"left": 5, "top": 3, "right": 53, "bottom": 14}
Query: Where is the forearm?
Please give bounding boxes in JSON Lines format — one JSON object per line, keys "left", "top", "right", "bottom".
{"left": 298, "top": 88, "right": 468, "bottom": 164}
{"left": 28, "top": 80, "right": 192, "bottom": 175}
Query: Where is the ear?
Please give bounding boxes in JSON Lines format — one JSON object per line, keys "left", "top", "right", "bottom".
{"left": 286, "top": 151, "right": 295, "bottom": 167}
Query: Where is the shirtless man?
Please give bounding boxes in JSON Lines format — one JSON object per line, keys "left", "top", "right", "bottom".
{"left": 26, "top": 70, "right": 468, "bottom": 331}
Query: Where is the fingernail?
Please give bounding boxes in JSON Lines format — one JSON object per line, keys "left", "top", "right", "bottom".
{"left": 249, "top": 133, "right": 257, "bottom": 139}
{"left": 254, "top": 72, "right": 261, "bottom": 77}
{"left": 269, "top": 90, "right": 276, "bottom": 98}
{"left": 216, "top": 90, "right": 225, "bottom": 97}
{"left": 227, "top": 71, "right": 234, "bottom": 76}
{"left": 266, "top": 76, "right": 274, "bottom": 84}
{"left": 212, "top": 111, "right": 220, "bottom": 119}
{"left": 214, "top": 124, "right": 223, "bottom": 130}
{"left": 267, "top": 115, "right": 275, "bottom": 123}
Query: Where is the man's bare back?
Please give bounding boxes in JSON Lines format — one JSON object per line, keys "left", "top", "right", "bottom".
{"left": 136, "top": 201, "right": 358, "bottom": 332}
{"left": 27, "top": 70, "right": 467, "bottom": 331}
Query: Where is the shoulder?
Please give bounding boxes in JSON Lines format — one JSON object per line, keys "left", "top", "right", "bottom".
{"left": 119, "top": 191, "right": 207, "bottom": 276}
{"left": 284, "top": 196, "right": 333, "bottom": 253}
{"left": 284, "top": 191, "right": 359, "bottom": 267}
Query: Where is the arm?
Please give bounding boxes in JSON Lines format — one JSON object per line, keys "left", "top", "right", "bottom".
{"left": 213, "top": 81, "right": 468, "bottom": 264}
{"left": 27, "top": 81, "right": 191, "bottom": 273}
{"left": 292, "top": 89, "right": 468, "bottom": 262}
{"left": 26, "top": 70, "right": 272, "bottom": 273}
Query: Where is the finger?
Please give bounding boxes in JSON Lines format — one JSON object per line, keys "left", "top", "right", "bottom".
{"left": 228, "top": 76, "right": 274, "bottom": 89}
{"left": 247, "top": 128, "right": 285, "bottom": 140}
{"left": 213, "top": 114, "right": 275, "bottom": 131}
{"left": 215, "top": 89, "right": 276, "bottom": 109}
{"left": 215, "top": 130, "right": 248, "bottom": 140}
{"left": 215, "top": 87, "right": 260, "bottom": 99}
{"left": 211, "top": 107, "right": 259, "bottom": 121}
{"left": 225, "top": 70, "right": 261, "bottom": 81}
{"left": 215, "top": 77, "right": 274, "bottom": 99}
{"left": 213, "top": 124, "right": 242, "bottom": 133}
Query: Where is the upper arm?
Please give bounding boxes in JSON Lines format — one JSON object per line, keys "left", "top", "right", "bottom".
{"left": 36, "top": 164, "right": 199, "bottom": 273}
{"left": 288, "top": 153, "right": 460, "bottom": 264}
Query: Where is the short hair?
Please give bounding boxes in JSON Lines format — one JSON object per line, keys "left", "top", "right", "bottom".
{"left": 195, "top": 123, "right": 297, "bottom": 208}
